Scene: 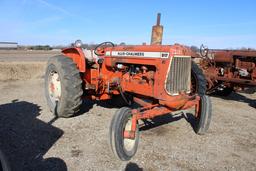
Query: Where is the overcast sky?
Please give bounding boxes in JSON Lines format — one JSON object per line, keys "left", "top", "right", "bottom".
{"left": 0, "top": 0, "right": 255, "bottom": 48}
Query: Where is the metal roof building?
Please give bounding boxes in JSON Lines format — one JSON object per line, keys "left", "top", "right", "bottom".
{"left": 0, "top": 42, "right": 18, "bottom": 49}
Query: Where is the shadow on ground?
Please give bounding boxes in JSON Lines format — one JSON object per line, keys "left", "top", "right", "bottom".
{"left": 0, "top": 100, "right": 67, "bottom": 171}
{"left": 75, "top": 98, "right": 135, "bottom": 117}
{"left": 212, "top": 91, "right": 256, "bottom": 108}
{"left": 223, "top": 92, "right": 256, "bottom": 108}
{"left": 139, "top": 112, "right": 199, "bottom": 134}
{"left": 139, "top": 113, "right": 184, "bottom": 131}
{"left": 74, "top": 99, "right": 113, "bottom": 117}
{"left": 125, "top": 162, "right": 143, "bottom": 171}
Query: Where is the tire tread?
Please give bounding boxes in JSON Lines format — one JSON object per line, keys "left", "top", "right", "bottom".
{"left": 45, "top": 55, "right": 83, "bottom": 118}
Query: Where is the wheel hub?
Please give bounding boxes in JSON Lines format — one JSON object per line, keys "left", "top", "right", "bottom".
{"left": 48, "top": 71, "right": 61, "bottom": 102}
{"left": 123, "top": 118, "right": 136, "bottom": 151}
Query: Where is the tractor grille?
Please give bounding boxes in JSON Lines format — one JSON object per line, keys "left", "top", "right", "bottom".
{"left": 166, "top": 56, "right": 191, "bottom": 95}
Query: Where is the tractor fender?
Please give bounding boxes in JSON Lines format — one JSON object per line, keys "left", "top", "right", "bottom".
{"left": 61, "top": 47, "right": 86, "bottom": 72}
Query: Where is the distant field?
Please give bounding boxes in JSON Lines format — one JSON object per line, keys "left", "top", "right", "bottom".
{"left": 0, "top": 50, "right": 61, "bottom": 80}
{"left": 0, "top": 62, "right": 46, "bottom": 80}
{"left": 0, "top": 50, "right": 61, "bottom": 62}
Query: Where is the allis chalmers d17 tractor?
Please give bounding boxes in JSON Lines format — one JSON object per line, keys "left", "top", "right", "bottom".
{"left": 45, "top": 14, "right": 212, "bottom": 161}
{"left": 198, "top": 45, "right": 256, "bottom": 95}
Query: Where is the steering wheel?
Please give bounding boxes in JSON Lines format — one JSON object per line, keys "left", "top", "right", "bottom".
{"left": 200, "top": 44, "right": 209, "bottom": 58}
{"left": 94, "top": 41, "right": 115, "bottom": 56}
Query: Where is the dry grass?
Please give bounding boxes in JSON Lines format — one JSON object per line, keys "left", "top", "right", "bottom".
{"left": 0, "top": 62, "right": 46, "bottom": 80}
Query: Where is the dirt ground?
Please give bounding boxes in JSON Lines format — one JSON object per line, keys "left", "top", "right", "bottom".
{"left": 0, "top": 51, "right": 256, "bottom": 171}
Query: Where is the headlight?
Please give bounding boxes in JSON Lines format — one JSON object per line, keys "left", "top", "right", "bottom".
{"left": 74, "top": 39, "right": 82, "bottom": 48}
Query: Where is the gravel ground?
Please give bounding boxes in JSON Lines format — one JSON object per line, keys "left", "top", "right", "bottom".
{"left": 0, "top": 78, "right": 255, "bottom": 171}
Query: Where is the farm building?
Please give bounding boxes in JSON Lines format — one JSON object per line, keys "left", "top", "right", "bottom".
{"left": 0, "top": 42, "right": 18, "bottom": 49}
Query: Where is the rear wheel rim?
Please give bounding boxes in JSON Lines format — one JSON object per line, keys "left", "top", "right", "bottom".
{"left": 48, "top": 71, "right": 61, "bottom": 104}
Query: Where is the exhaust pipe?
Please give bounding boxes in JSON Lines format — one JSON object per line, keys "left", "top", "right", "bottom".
{"left": 150, "top": 13, "right": 163, "bottom": 45}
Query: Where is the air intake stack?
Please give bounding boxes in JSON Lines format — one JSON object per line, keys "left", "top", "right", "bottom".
{"left": 150, "top": 13, "right": 163, "bottom": 45}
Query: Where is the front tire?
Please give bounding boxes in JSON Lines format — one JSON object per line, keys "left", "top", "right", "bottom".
{"left": 194, "top": 95, "right": 212, "bottom": 135}
{"left": 191, "top": 61, "right": 207, "bottom": 96}
{"left": 109, "top": 107, "right": 139, "bottom": 161}
{"left": 45, "top": 55, "right": 83, "bottom": 118}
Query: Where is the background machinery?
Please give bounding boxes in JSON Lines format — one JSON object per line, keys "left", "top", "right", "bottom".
{"left": 198, "top": 45, "right": 256, "bottom": 95}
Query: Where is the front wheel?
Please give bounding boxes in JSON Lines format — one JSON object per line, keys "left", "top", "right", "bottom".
{"left": 194, "top": 95, "right": 212, "bottom": 135}
{"left": 191, "top": 61, "right": 207, "bottom": 96}
{"left": 109, "top": 107, "right": 139, "bottom": 161}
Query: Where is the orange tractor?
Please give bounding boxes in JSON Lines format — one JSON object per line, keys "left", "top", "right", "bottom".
{"left": 45, "top": 14, "right": 212, "bottom": 160}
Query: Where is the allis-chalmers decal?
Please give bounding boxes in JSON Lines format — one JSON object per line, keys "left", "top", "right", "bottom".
{"left": 106, "top": 51, "right": 169, "bottom": 58}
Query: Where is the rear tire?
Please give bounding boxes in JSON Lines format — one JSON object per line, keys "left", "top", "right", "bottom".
{"left": 109, "top": 107, "right": 139, "bottom": 161}
{"left": 45, "top": 55, "right": 83, "bottom": 118}
{"left": 195, "top": 95, "right": 212, "bottom": 135}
